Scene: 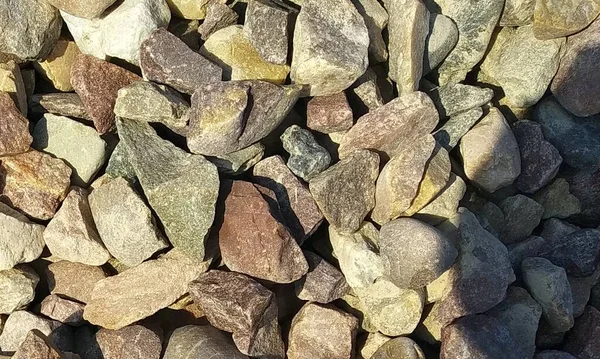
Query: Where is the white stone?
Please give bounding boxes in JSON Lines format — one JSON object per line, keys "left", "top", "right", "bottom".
{"left": 0, "top": 203, "right": 45, "bottom": 271}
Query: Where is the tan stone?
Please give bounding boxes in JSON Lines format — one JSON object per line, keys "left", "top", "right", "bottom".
{"left": 167, "top": 0, "right": 225, "bottom": 20}
{"left": 34, "top": 39, "right": 80, "bottom": 92}
{"left": 0, "top": 61, "right": 27, "bottom": 116}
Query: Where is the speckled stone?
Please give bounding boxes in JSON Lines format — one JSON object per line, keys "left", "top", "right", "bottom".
{"left": 0, "top": 61, "right": 27, "bottom": 116}
{"left": 0, "top": 311, "right": 66, "bottom": 352}
{"left": 166, "top": 0, "right": 217, "bottom": 19}
{"left": 295, "top": 251, "right": 350, "bottom": 303}
{"left": 563, "top": 306, "right": 600, "bottom": 358}
{"left": 500, "top": 195, "right": 544, "bottom": 244}
{"left": 533, "top": 0, "right": 600, "bottom": 39}
{"left": 415, "top": 173, "right": 467, "bottom": 225}
{"left": 540, "top": 228, "right": 600, "bottom": 277}
{"left": 371, "top": 337, "right": 425, "bottom": 359}
{"left": 95, "top": 324, "right": 162, "bottom": 359}
{"left": 0, "top": 92, "right": 31, "bottom": 156}
{"left": 207, "top": 142, "right": 265, "bottom": 175}
{"left": 306, "top": 93, "right": 354, "bottom": 134}
{"left": 197, "top": 1, "right": 238, "bottom": 41}
{"left": 105, "top": 142, "right": 136, "bottom": 183}
{"left": 507, "top": 236, "right": 547, "bottom": 273}
{"left": 28, "top": 93, "right": 91, "bottom": 122}
{"left": 163, "top": 325, "right": 248, "bottom": 359}
{"left": 281, "top": 125, "right": 331, "bottom": 181}
{"left": 244, "top": 0, "right": 290, "bottom": 65}
{"left": 0, "top": 265, "right": 38, "bottom": 314}
{"left": 47, "top": 261, "right": 108, "bottom": 304}
{"left": 353, "top": 0, "right": 388, "bottom": 63}
{"left": 34, "top": 39, "right": 81, "bottom": 92}
{"left": 47, "top": 0, "right": 117, "bottom": 19}
{"left": 427, "top": 83, "right": 493, "bottom": 119}
{"left": 533, "top": 178, "right": 581, "bottom": 219}
{"left": 423, "top": 13, "right": 458, "bottom": 74}
{"left": 500, "top": 0, "right": 535, "bottom": 25}
{"left": 12, "top": 329, "right": 65, "bottom": 359}
{"left": 39, "top": 295, "right": 85, "bottom": 326}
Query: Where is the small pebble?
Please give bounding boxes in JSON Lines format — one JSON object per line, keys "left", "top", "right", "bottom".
{"left": 281, "top": 125, "right": 331, "bottom": 181}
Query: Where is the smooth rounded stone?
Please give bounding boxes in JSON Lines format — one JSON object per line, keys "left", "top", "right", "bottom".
{"left": 338, "top": 91, "right": 438, "bottom": 160}
{"left": 89, "top": 177, "right": 168, "bottom": 267}
{"left": 140, "top": 28, "right": 222, "bottom": 95}
{"left": 522, "top": 257, "right": 574, "bottom": 332}
{"left": 295, "top": 251, "right": 350, "bottom": 303}
{"left": 288, "top": 302, "right": 358, "bottom": 359}
{"left": 207, "top": 142, "right": 265, "bottom": 175}
{"left": 217, "top": 180, "right": 308, "bottom": 283}
{"left": 290, "top": 0, "right": 369, "bottom": 96}
{"left": 423, "top": 13, "right": 458, "bottom": 74}
{"left": 117, "top": 118, "right": 220, "bottom": 260}
{"left": 243, "top": 0, "right": 290, "bottom": 65}
{"left": 34, "top": 39, "right": 80, "bottom": 92}
{"left": 480, "top": 25, "right": 564, "bottom": 108}
{"left": 355, "top": 279, "right": 424, "bottom": 336}
{"left": 0, "top": 311, "right": 64, "bottom": 352}
{"left": 281, "top": 125, "right": 331, "bottom": 181}
{"left": 32, "top": 114, "right": 107, "bottom": 186}
{"left": 61, "top": 0, "right": 171, "bottom": 65}
{"left": 47, "top": 261, "right": 107, "bottom": 304}
{"left": 84, "top": 249, "right": 209, "bottom": 330}
{"left": 357, "top": 332, "right": 392, "bottom": 359}
{"left": 0, "top": 92, "right": 31, "bottom": 156}
{"left": 306, "top": 93, "right": 354, "bottom": 134}
{"left": 533, "top": 0, "right": 600, "bottom": 39}
{"left": 371, "top": 135, "right": 436, "bottom": 225}
{"left": 507, "top": 235, "right": 547, "bottom": 272}
{"left": 96, "top": 324, "right": 162, "bottom": 359}
{"left": 187, "top": 80, "right": 301, "bottom": 155}
{"left": 535, "top": 351, "right": 578, "bottom": 359}
{"left": 70, "top": 55, "right": 141, "bottom": 134}
{"left": 380, "top": 218, "right": 457, "bottom": 289}
{"left": 12, "top": 329, "right": 66, "bottom": 359}
{"left": 371, "top": 337, "right": 425, "bottom": 359}
{"left": 564, "top": 306, "right": 600, "bottom": 358}
{"left": 440, "top": 315, "right": 527, "bottom": 359}
{"left": 47, "top": 0, "right": 116, "bottom": 18}
{"left": 189, "top": 270, "right": 285, "bottom": 358}
{"left": 460, "top": 108, "right": 521, "bottom": 193}
{"left": 0, "top": 61, "right": 27, "bottom": 116}
{"left": 351, "top": 0, "right": 388, "bottom": 63}
{"left": 0, "top": 0, "right": 61, "bottom": 61}
{"left": 114, "top": 81, "right": 189, "bottom": 131}
{"left": 500, "top": 0, "right": 534, "bottom": 25}
{"left": 427, "top": 83, "right": 494, "bottom": 119}
{"left": 39, "top": 295, "right": 85, "bottom": 326}
{"left": 29, "top": 93, "right": 91, "bottom": 122}
{"left": 414, "top": 173, "right": 467, "bottom": 225}
{"left": 550, "top": 17, "right": 600, "bottom": 117}
{"left": 433, "top": 0, "right": 504, "bottom": 85}
{"left": 486, "top": 286, "right": 543, "bottom": 357}
{"left": 309, "top": 150, "right": 379, "bottom": 233}
{"left": 200, "top": 25, "right": 289, "bottom": 84}
{"left": 534, "top": 97, "right": 600, "bottom": 170}
{"left": 0, "top": 150, "right": 71, "bottom": 220}
{"left": 540, "top": 228, "right": 600, "bottom": 277}
{"left": 385, "top": 0, "right": 428, "bottom": 94}
{"left": 329, "top": 223, "right": 383, "bottom": 290}
{"left": 198, "top": 1, "right": 238, "bottom": 41}
{"left": 164, "top": 325, "right": 248, "bottom": 359}
{"left": 499, "top": 195, "right": 544, "bottom": 244}
{"left": 533, "top": 178, "right": 582, "bottom": 219}
{"left": 0, "top": 265, "right": 38, "bottom": 314}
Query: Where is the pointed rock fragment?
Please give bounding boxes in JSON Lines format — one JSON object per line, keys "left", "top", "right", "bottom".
{"left": 0, "top": 92, "right": 31, "bottom": 156}
{"left": 295, "top": 251, "right": 350, "bottom": 303}
{"left": 39, "top": 295, "right": 85, "bottom": 326}
{"left": 0, "top": 265, "right": 39, "bottom": 314}
{"left": 533, "top": 178, "right": 581, "bottom": 219}
{"left": 95, "top": 324, "right": 162, "bottom": 359}
{"left": 281, "top": 125, "right": 331, "bottom": 181}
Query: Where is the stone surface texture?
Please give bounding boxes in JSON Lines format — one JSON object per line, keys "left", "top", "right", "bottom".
{"left": 281, "top": 125, "right": 331, "bottom": 181}
{"left": 0, "top": 61, "right": 27, "bottom": 115}
{"left": 533, "top": 178, "right": 582, "bottom": 219}
{"left": 244, "top": 0, "right": 290, "bottom": 65}
{"left": 295, "top": 250, "right": 350, "bottom": 303}
{"left": 0, "top": 265, "right": 38, "bottom": 314}
{"left": 95, "top": 324, "right": 162, "bottom": 359}
{"left": 163, "top": 325, "right": 248, "bottom": 359}
{"left": 423, "top": 13, "right": 458, "bottom": 74}
{"left": 533, "top": 0, "right": 600, "bottom": 39}
{"left": 39, "top": 295, "right": 85, "bottom": 326}
{"left": 47, "top": 261, "right": 108, "bottom": 304}
{"left": 0, "top": 92, "right": 31, "bottom": 156}
{"left": 499, "top": 194, "right": 544, "bottom": 244}
{"left": 34, "top": 39, "right": 81, "bottom": 92}
{"left": 306, "top": 93, "right": 354, "bottom": 134}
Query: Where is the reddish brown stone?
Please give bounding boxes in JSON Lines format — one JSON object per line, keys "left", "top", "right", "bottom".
{"left": 564, "top": 306, "right": 600, "bottom": 358}
{"left": 306, "top": 92, "right": 354, "bottom": 133}
{"left": 12, "top": 329, "right": 64, "bottom": 359}
{"left": 46, "top": 261, "right": 108, "bottom": 304}
{"left": 217, "top": 180, "right": 308, "bottom": 283}
{"left": 0, "top": 92, "right": 31, "bottom": 156}
{"left": 39, "top": 295, "right": 85, "bottom": 326}
{"left": 0, "top": 150, "right": 71, "bottom": 220}
{"left": 70, "top": 54, "right": 141, "bottom": 134}
{"left": 96, "top": 324, "right": 162, "bottom": 359}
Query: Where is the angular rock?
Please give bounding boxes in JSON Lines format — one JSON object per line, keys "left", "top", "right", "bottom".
{"left": 338, "top": 91, "right": 438, "bottom": 160}
{"left": 295, "top": 251, "right": 350, "bottom": 303}
{"left": 84, "top": 249, "right": 208, "bottom": 330}
{"left": 168, "top": 17, "right": 201, "bottom": 50}
{"left": 39, "top": 295, "right": 85, "bottom": 326}
{"left": 0, "top": 0, "right": 61, "bottom": 61}
{"left": 0, "top": 92, "right": 32, "bottom": 156}
{"left": 499, "top": 195, "right": 544, "bottom": 244}
{"left": 47, "top": 0, "right": 116, "bottom": 18}
{"left": 563, "top": 168, "right": 600, "bottom": 225}
{"left": 351, "top": 77, "right": 384, "bottom": 112}
{"left": 244, "top": 0, "right": 290, "bottom": 65}
{"left": 522, "top": 257, "right": 574, "bottom": 332}
{"left": 550, "top": 16, "right": 600, "bottom": 117}
{"left": 287, "top": 302, "right": 358, "bottom": 359}
{"left": 290, "top": 0, "right": 369, "bottom": 96}
{"left": 105, "top": 142, "right": 136, "bottom": 183}
{"left": 423, "top": 13, "right": 458, "bottom": 74}
{"left": 533, "top": 0, "right": 600, "bottom": 40}
{"left": 34, "top": 39, "right": 81, "bottom": 92}
{"left": 117, "top": 118, "right": 220, "bottom": 260}
{"left": 463, "top": 192, "right": 505, "bottom": 239}
{"left": 352, "top": 0, "right": 388, "bottom": 63}
{"left": 306, "top": 93, "right": 354, "bottom": 134}
{"left": 47, "top": 261, "right": 108, "bottom": 304}
{"left": 0, "top": 61, "right": 27, "bottom": 116}
{"left": 536, "top": 319, "right": 567, "bottom": 350}
{"left": 198, "top": 1, "right": 238, "bottom": 41}
{"left": 415, "top": 173, "right": 467, "bottom": 225}
{"left": 533, "top": 178, "right": 582, "bottom": 219}
{"left": 0, "top": 150, "right": 71, "bottom": 220}
{"left": 564, "top": 306, "right": 600, "bottom": 358}
{"left": 540, "top": 228, "right": 600, "bottom": 277}
{"left": 535, "top": 351, "right": 578, "bottom": 359}
{"left": 32, "top": 114, "right": 107, "bottom": 186}
{"left": 163, "top": 325, "right": 248, "bottom": 359}
{"left": 568, "top": 267, "right": 600, "bottom": 318}
{"left": 70, "top": 55, "right": 140, "bottom": 134}
{"left": 189, "top": 270, "right": 285, "bottom": 358}
{"left": 428, "top": 83, "right": 494, "bottom": 119}
{"left": 114, "top": 81, "right": 190, "bottom": 131}
{"left": 96, "top": 324, "right": 162, "bottom": 359}
{"left": 208, "top": 142, "right": 265, "bottom": 175}
{"left": 89, "top": 177, "right": 168, "bottom": 267}
{"left": 28, "top": 93, "right": 91, "bottom": 122}
{"left": 540, "top": 218, "right": 580, "bottom": 244}
{"left": 166, "top": 0, "right": 215, "bottom": 19}
{"left": 281, "top": 125, "right": 331, "bottom": 181}
{"left": 385, "top": 0, "right": 429, "bottom": 94}
{"left": 12, "top": 329, "right": 65, "bottom": 359}
{"left": 200, "top": 25, "right": 289, "bottom": 84}
{"left": 500, "top": 0, "right": 535, "bottom": 25}
{"left": 371, "top": 337, "right": 425, "bottom": 359}
{"left": 140, "top": 28, "right": 222, "bottom": 95}
{"left": 0, "top": 265, "right": 38, "bottom": 314}
{"left": 507, "top": 235, "right": 547, "bottom": 272}
{"left": 460, "top": 108, "right": 521, "bottom": 193}
{"left": 309, "top": 150, "right": 379, "bottom": 233}
{"left": 357, "top": 332, "right": 392, "bottom": 359}
{"left": 480, "top": 25, "right": 564, "bottom": 108}
{"left": 0, "top": 311, "right": 64, "bottom": 352}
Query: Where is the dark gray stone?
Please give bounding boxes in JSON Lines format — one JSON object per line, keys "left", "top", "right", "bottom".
{"left": 563, "top": 306, "right": 600, "bottom": 359}
{"left": 533, "top": 178, "right": 582, "bottom": 219}
{"left": 540, "top": 218, "right": 580, "bottom": 244}
{"left": 540, "top": 228, "right": 600, "bottom": 277}
{"left": 281, "top": 125, "right": 331, "bottom": 181}
{"left": 563, "top": 168, "right": 600, "bottom": 226}
{"left": 434, "top": 107, "right": 483, "bottom": 151}
{"left": 507, "top": 235, "right": 547, "bottom": 273}
{"left": 535, "top": 351, "right": 578, "bottom": 359}
{"left": 499, "top": 195, "right": 544, "bottom": 245}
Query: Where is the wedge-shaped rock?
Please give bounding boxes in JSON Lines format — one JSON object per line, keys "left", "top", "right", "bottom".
{"left": 499, "top": 194, "right": 544, "bottom": 245}
{"left": 533, "top": 0, "right": 600, "bottom": 39}
{"left": 164, "top": 325, "right": 248, "bottom": 359}
{"left": 0, "top": 61, "right": 27, "bottom": 116}
{"left": 353, "top": 0, "right": 388, "bottom": 63}
{"left": 415, "top": 173, "right": 467, "bottom": 225}
{"left": 244, "top": 0, "right": 290, "bottom": 65}
{"left": 34, "top": 39, "right": 81, "bottom": 92}
{"left": 500, "top": 0, "right": 534, "bottom": 25}
{"left": 117, "top": 118, "right": 219, "bottom": 260}
{"left": 533, "top": 178, "right": 581, "bottom": 219}
{"left": 0, "top": 92, "right": 31, "bottom": 156}
{"left": 424, "top": 13, "right": 458, "bottom": 74}
{"left": 96, "top": 324, "right": 162, "bottom": 359}
{"left": 198, "top": 1, "right": 239, "bottom": 40}
{"left": 427, "top": 83, "right": 493, "bottom": 119}
{"left": 207, "top": 142, "right": 265, "bottom": 175}
{"left": 295, "top": 251, "right": 350, "bottom": 303}
{"left": 0, "top": 265, "right": 38, "bottom": 314}
{"left": 39, "top": 295, "right": 85, "bottom": 326}
{"left": 28, "top": 93, "right": 90, "bottom": 121}
{"left": 47, "top": 261, "right": 107, "bottom": 304}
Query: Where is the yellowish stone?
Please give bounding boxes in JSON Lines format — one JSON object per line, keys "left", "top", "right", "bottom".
{"left": 0, "top": 61, "right": 27, "bottom": 116}
{"left": 166, "top": 0, "right": 223, "bottom": 20}
{"left": 34, "top": 39, "right": 80, "bottom": 92}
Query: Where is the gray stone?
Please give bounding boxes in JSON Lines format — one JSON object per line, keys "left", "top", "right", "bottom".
{"left": 415, "top": 173, "right": 467, "bottom": 225}
{"left": 563, "top": 168, "right": 600, "bottom": 226}
{"left": 47, "top": 261, "right": 108, "bottom": 304}
{"left": 434, "top": 107, "right": 483, "bottom": 151}
{"left": 536, "top": 319, "right": 566, "bottom": 350}
{"left": 507, "top": 235, "right": 547, "bottom": 272}
{"left": 0, "top": 202, "right": 45, "bottom": 270}
{"left": 352, "top": 0, "right": 388, "bottom": 63}
{"left": 371, "top": 337, "right": 425, "bottom": 359}
{"left": 207, "top": 142, "right": 265, "bottom": 175}
{"left": 500, "top": 0, "right": 534, "bottom": 25}
{"left": 0, "top": 311, "right": 65, "bottom": 352}
{"left": 44, "top": 187, "right": 110, "bottom": 266}
{"left": 309, "top": 150, "right": 379, "bottom": 233}
{"left": 480, "top": 25, "right": 564, "bottom": 108}
{"left": 423, "top": 13, "right": 458, "bottom": 74}
{"left": 0, "top": 266, "right": 38, "bottom": 314}
{"left": 295, "top": 251, "right": 350, "bottom": 303}
{"left": 540, "top": 228, "right": 600, "bottom": 277}
{"left": 385, "top": 0, "right": 429, "bottom": 94}
{"left": 197, "top": 1, "right": 239, "bottom": 41}
{"left": 117, "top": 117, "right": 220, "bottom": 260}
{"left": 533, "top": 0, "right": 600, "bottom": 39}
{"left": 535, "top": 351, "right": 578, "bottom": 359}
{"left": 563, "top": 305, "right": 600, "bottom": 359}
{"left": 163, "top": 325, "right": 248, "bottom": 359}
{"left": 290, "top": 0, "right": 369, "bottom": 96}
{"left": 428, "top": 83, "right": 494, "bottom": 119}
{"left": 0, "top": 0, "right": 61, "bottom": 61}
{"left": 433, "top": 0, "right": 504, "bottom": 84}
{"left": 533, "top": 178, "right": 582, "bottom": 219}
{"left": 39, "top": 295, "right": 85, "bottom": 326}
{"left": 281, "top": 125, "right": 331, "bottom": 181}
{"left": 114, "top": 81, "right": 190, "bottom": 131}
{"left": 28, "top": 93, "right": 91, "bottom": 122}
{"left": 306, "top": 92, "right": 354, "bottom": 134}
{"left": 89, "top": 177, "right": 168, "bottom": 267}
{"left": 244, "top": 0, "right": 290, "bottom": 65}
{"left": 540, "top": 218, "right": 580, "bottom": 244}
{"left": 522, "top": 257, "right": 574, "bottom": 332}
{"left": 380, "top": 218, "right": 457, "bottom": 289}
{"left": 47, "top": 0, "right": 117, "bottom": 19}
{"left": 568, "top": 267, "right": 600, "bottom": 318}
{"left": 463, "top": 192, "right": 505, "bottom": 239}
{"left": 96, "top": 324, "right": 162, "bottom": 359}
{"left": 105, "top": 142, "right": 136, "bottom": 183}
{"left": 460, "top": 108, "right": 521, "bottom": 193}
{"left": 499, "top": 195, "right": 544, "bottom": 244}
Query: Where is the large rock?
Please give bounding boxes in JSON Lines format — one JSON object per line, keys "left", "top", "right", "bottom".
{"left": 47, "top": 0, "right": 117, "bottom": 19}
{"left": 244, "top": 0, "right": 290, "bottom": 65}
{"left": 550, "top": 16, "right": 600, "bottom": 117}
{"left": 309, "top": 150, "right": 379, "bottom": 233}
{"left": 47, "top": 261, "right": 108, "bottom": 304}
{"left": 290, "top": 0, "right": 369, "bottom": 96}
{"left": 564, "top": 305, "right": 600, "bottom": 359}
{"left": 188, "top": 270, "right": 285, "bottom": 358}
{"left": 540, "top": 228, "right": 600, "bottom": 277}
{"left": 533, "top": 178, "right": 581, "bottom": 219}
{"left": 163, "top": 325, "right": 248, "bottom": 359}
{"left": 83, "top": 249, "right": 208, "bottom": 330}
{"left": 295, "top": 251, "right": 350, "bottom": 303}
{"left": 0, "top": 202, "right": 45, "bottom": 270}
{"left": 96, "top": 324, "right": 162, "bottom": 359}
{"left": 0, "top": 61, "right": 27, "bottom": 116}
{"left": 39, "top": 295, "right": 85, "bottom": 326}
{"left": 415, "top": 173, "right": 467, "bottom": 225}
{"left": 281, "top": 125, "right": 331, "bottom": 181}
{"left": 460, "top": 108, "right": 521, "bottom": 193}
{"left": 0, "top": 265, "right": 38, "bottom": 314}
{"left": 533, "top": 0, "right": 600, "bottom": 40}
{"left": 352, "top": 0, "right": 388, "bottom": 63}
{"left": 423, "top": 13, "right": 458, "bottom": 74}
{"left": 117, "top": 118, "right": 219, "bottom": 260}
{"left": 499, "top": 195, "right": 544, "bottom": 244}
{"left": 34, "top": 39, "right": 81, "bottom": 92}
{"left": 0, "top": 92, "right": 31, "bottom": 156}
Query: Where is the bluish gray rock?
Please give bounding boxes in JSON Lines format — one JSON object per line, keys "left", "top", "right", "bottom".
{"left": 281, "top": 125, "right": 331, "bottom": 181}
